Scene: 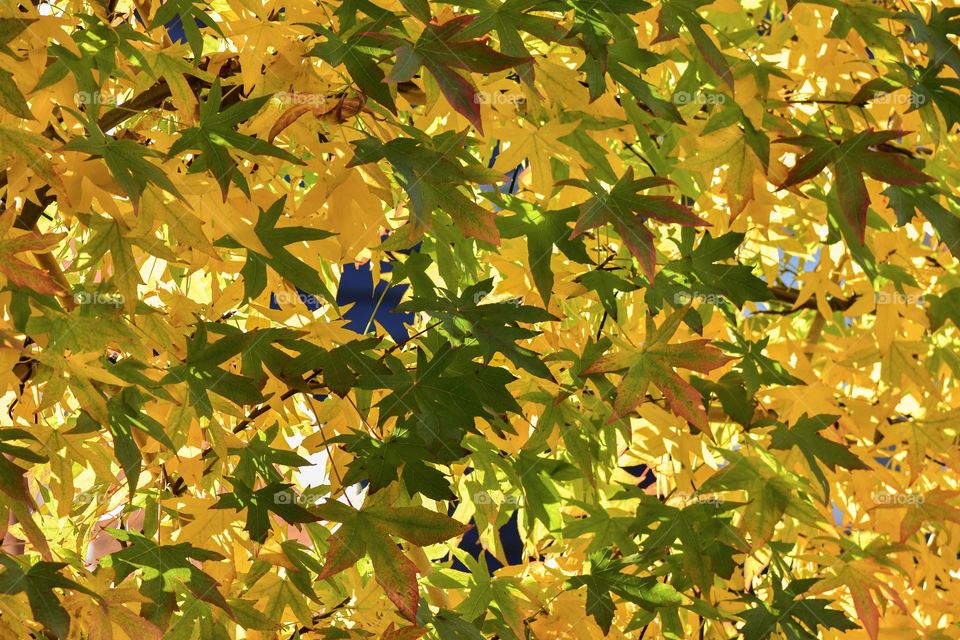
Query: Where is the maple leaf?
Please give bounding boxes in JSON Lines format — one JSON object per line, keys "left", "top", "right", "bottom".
{"left": 213, "top": 196, "right": 335, "bottom": 302}
{"left": 0, "top": 557, "right": 101, "bottom": 639}
{"left": 212, "top": 478, "right": 320, "bottom": 543}
{"left": 737, "top": 577, "right": 859, "bottom": 640}
{"left": 767, "top": 413, "right": 868, "bottom": 502}
{"left": 874, "top": 488, "right": 960, "bottom": 543}
{"left": 103, "top": 530, "right": 232, "bottom": 627}
{"left": 566, "top": 550, "right": 683, "bottom": 635}
{"left": 167, "top": 79, "right": 304, "bottom": 198}
{"left": 583, "top": 307, "right": 735, "bottom": 427}
{"left": 347, "top": 131, "right": 502, "bottom": 243}
{"left": 778, "top": 129, "right": 934, "bottom": 243}
{"left": 653, "top": 0, "right": 734, "bottom": 89}
{"left": 148, "top": 0, "right": 224, "bottom": 60}
{"left": 812, "top": 559, "right": 909, "bottom": 640}
{"left": 561, "top": 168, "right": 707, "bottom": 281}
{"left": 0, "top": 65, "right": 31, "bottom": 119}
{"left": 492, "top": 118, "right": 582, "bottom": 197}
{"left": 372, "top": 15, "right": 532, "bottom": 132}
{"left": 0, "top": 225, "right": 64, "bottom": 296}
{"left": 896, "top": 6, "right": 960, "bottom": 79}
{"left": 315, "top": 486, "right": 469, "bottom": 621}
{"left": 398, "top": 277, "right": 557, "bottom": 379}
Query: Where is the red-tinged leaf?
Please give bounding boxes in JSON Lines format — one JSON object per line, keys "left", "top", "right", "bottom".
{"left": 846, "top": 575, "right": 880, "bottom": 640}
{"left": 0, "top": 256, "right": 62, "bottom": 295}
{"left": 441, "top": 40, "right": 533, "bottom": 73}
{"left": 687, "top": 22, "right": 733, "bottom": 90}
{"left": 0, "top": 231, "right": 66, "bottom": 296}
{"left": 443, "top": 189, "right": 499, "bottom": 244}
{"left": 367, "top": 536, "right": 421, "bottom": 621}
{"left": 648, "top": 357, "right": 710, "bottom": 429}
{"left": 581, "top": 351, "right": 637, "bottom": 376}
{"left": 860, "top": 152, "right": 935, "bottom": 186}
{"left": 565, "top": 169, "right": 703, "bottom": 278}
{"left": 895, "top": 489, "right": 960, "bottom": 542}
{"left": 428, "top": 14, "right": 478, "bottom": 40}
{"left": 834, "top": 159, "right": 870, "bottom": 244}
{"left": 777, "top": 136, "right": 835, "bottom": 188}
{"left": 365, "top": 505, "right": 472, "bottom": 546}
{"left": 776, "top": 130, "right": 933, "bottom": 242}
{"left": 584, "top": 311, "right": 735, "bottom": 425}
{"left": 655, "top": 340, "right": 737, "bottom": 372}
{"left": 854, "top": 129, "right": 909, "bottom": 147}
{"left": 613, "top": 218, "right": 656, "bottom": 281}
{"left": 314, "top": 493, "right": 468, "bottom": 621}
{"left": 637, "top": 196, "right": 709, "bottom": 226}
{"left": 316, "top": 530, "right": 367, "bottom": 580}
{"left": 424, "top": 61, "right": 483, "bottom": 133}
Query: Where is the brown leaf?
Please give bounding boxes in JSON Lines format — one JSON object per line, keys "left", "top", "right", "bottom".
{"left": 268, "top": 94, "right": 368, "bottom": 143}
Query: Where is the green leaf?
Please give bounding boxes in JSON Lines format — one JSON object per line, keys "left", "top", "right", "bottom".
{"left": 213, "top": 196, "right": 334, "bottom": 302}
{"left": 0, "top": 557, "right": 101, "bottom": 639}
{"left": 766, "top": 414, "right": 867, "bottom": 502}
{"left": 375, "top": 15, "right": 532, "bottom": 132}
{"left": 885, "top": 185, "right": 960, "bottom": 257}
{"left": 104, "top": 530, "right": 230, "bottom": 627}
{"left": 212, "top": 478, "right": 320, "bottom": 543}
{"left": 314, "top": 487, "right": 469, "bottom": 621}
{"left": 167, "top": 80, "right": 304, "bottom": 198}
{"left": 307, "top": 26, "right": 397, "bottom": 113}
{"left": 399, "top": 278, "right": 557, "bottom": 379}
{"left": 738, "top": 577, "right": 859, "bottom": 640}
{"left": 780, "top": 130, "right": 933, "bottom": 243}
{"left": 583, "top": 307, "right": 735, "bottom": 427}
{"left": 560, "top": 168, "right": 706, "bottom": 281}
{"left": 0, "top": 67, "right": 31, "bottom": 118}
{"left": 567, "top": 550, "right": 683, "bottom": 634}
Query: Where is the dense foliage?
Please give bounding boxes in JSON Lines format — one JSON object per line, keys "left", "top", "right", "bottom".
{"left": 1, "top": 0, "right": 959, "bottom": 637}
